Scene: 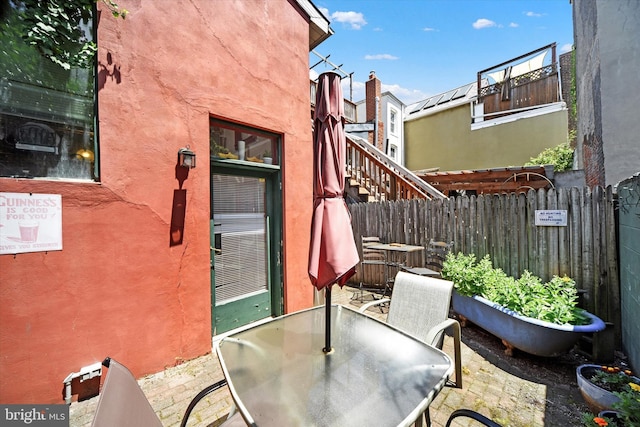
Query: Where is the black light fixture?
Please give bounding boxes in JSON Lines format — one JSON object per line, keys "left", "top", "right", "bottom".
{"left": 178, "top": 147, "right": 196, "bottom": 169}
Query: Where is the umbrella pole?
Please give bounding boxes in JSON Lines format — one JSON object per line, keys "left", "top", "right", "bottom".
{"left": 323, "top": 286, "right": 332, "bottom": 353}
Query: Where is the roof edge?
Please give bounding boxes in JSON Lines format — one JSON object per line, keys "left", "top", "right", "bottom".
{"left": 294, "top": 0, "right": 334, "bottom": 50}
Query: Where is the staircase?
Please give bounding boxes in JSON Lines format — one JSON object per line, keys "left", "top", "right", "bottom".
{"left": 344, "top": 134, "right": 446, "bottom": 203}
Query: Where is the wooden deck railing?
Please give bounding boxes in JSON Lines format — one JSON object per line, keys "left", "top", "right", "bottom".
{"left": 310, "top": 82, "right": 443, "bottom": 202}
{"left": 476, "top": 43, "right": 560, "bottom": 120}
{"left": 479, "top": 67, "right": 559, "bottom": 118}
{"left": 345, "top": 135, "right": 445, "bottom": 201}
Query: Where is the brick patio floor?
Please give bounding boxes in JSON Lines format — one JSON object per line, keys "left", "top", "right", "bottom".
{"left": 69, "top": 285, "right": 588, "bottom": 426}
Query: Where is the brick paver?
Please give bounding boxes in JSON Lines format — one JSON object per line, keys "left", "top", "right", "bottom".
{"left": 69, "top": 285, "right": 585, "bottom": 426}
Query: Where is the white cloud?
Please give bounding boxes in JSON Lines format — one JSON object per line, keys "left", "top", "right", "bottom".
{"left": 509, "top": 22, "right": 519, "bottom": 28}
{"left": 472, "top": 18, "right": 497, "bottom": 29}
{"left": 560, "top": 43, "right": 573, "bottom": 53}
{"left": 364, "top": 54, "right": 399, "bottom": 60}
{"left": 330, "top": 11, "right": 367, "bottom": 30}
{"left": 525, "top": 11, "right": 543, "bottom": 18}
{"left": 423, "top": 27, "right": 437, "bottom": 32}
{"left": 381, "top": 83, "right": 429, "bottom": 105}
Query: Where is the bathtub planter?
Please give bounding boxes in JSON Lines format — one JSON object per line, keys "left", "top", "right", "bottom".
{"left": 452, "top": 291, "right": 606, "bottom": 357}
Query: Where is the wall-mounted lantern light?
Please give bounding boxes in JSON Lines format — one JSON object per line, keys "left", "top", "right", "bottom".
{"left": 178, "top": 147, "right": 196, "bottom": 169}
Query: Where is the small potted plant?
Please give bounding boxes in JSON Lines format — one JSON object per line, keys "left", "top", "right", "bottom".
{"left": 576, "top": 364, "right": 640, "bottom": 423}
{"left": 211, "top": 141, "right": 228, "bottom": 157}
{"left": 581, "top": 412, "right": 619, "bottom": 427}
{"left": 262, "top": 149, "right": 272, "bottom": 165}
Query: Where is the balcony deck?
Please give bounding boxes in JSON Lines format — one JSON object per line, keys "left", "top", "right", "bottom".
{"left": 476, "top": 43, "right": 561, "bottom": 122}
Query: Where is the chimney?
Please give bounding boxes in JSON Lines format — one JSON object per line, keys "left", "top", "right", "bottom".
{"left": 365, "top": 71, "right": 384, "bottom": 151}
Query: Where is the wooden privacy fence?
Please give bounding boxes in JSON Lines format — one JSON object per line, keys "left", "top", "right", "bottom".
{"left": 348, "top": 186, "right": 620, "bottom": 350}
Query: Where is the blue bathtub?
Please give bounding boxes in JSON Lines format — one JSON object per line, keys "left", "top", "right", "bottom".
{"left": 452, "top": 291, "right": 606, "bottom": 357}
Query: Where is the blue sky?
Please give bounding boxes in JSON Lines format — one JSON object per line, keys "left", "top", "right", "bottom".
{"left": 310, "top": 0, "right": 574, "bottom": 106}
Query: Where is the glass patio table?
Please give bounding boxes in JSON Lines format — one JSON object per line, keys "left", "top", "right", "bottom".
{"left": 366, "top": 242, "right": 425, "bottom": 267}
{"left": 215, "top": 304, "right": 452, "bottom": 427}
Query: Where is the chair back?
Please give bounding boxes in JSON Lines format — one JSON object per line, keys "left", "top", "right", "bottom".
{"left": 358, "top": 236, "right": 388, "bottom": 292}
{"left": 425, "top": 239, "right": 453, "bottom": 272}
{"left": 386, "top": 271, "right": 453, "bottom": 346}
{"left": 361, "top": 235, "right": 381, "bottom": 252}
{"left": 91, "top": 358, "right": 163, "bottom": 427}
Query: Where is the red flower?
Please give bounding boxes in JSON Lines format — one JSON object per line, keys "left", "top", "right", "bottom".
{"left": 593, "top": 417, "right": 608, "bottom": 426}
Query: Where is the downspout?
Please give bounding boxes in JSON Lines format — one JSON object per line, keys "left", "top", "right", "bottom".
{"left": 375, "top": 96, "right": 380, "bottom": 151}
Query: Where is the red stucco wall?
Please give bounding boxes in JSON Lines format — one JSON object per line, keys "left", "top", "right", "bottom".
{"left": 0, "top": 0, "right": 314, "bottom": 403}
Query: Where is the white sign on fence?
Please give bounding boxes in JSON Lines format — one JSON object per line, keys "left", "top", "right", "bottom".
{"left": 0, "top": 192, "right": 63, "bottom": 255}
{"left": 535, "top": 209, "right": 568, "bottom": 226}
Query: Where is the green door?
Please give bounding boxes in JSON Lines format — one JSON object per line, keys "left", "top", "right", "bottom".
{"left": 211, "top": 166, "right": 282, "bottom": 334}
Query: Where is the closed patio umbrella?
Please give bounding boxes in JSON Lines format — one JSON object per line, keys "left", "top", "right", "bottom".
{"left": 308, "top": 71, "right": 360, "bottom": 353}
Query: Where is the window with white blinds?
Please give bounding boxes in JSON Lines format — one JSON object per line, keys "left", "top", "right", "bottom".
{"left": 212, "top": 174, "right": 268, "bottom": 303}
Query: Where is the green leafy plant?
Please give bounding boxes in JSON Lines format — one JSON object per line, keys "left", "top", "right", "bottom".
{"left": 210, "top": 141, "right": 229, "bottom": 156}
{"left": 525, "top": 142, "right": 574, "bottom": 172}
{"left": 441, "top": 252, "right": 589, "bottom": 325}
{"left": 613, "top": 382, "right": 640, "bottom": 426}
{"left": 569, "top": 48, "right": 577, "bottom": 143}
{"left": 437, "top": 252, "right": 489, "bottom": 297}
{"left": 12, "top": 0, "right": 127, "bottom": 70}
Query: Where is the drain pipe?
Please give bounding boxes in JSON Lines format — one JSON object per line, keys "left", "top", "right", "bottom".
{"left": 63, "top": 362, "right": 102, "bottom": 404}
{"left": 375, "top": 96, "right": 380, "bottom": 151}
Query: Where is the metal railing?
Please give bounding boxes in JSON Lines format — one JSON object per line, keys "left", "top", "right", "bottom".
{"left": 345, "top": 134, "right": 445, "bottom": 201}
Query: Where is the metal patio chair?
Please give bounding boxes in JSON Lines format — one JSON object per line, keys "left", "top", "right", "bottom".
{"left": 359, "top": 271, "right": 463, "bottom": 426}
{"left": 354, "top": 236, "right": 393, "bottom": 302}
{"left": 402, "top": 239, "right": 453, "bottom": 277}
{"left": 91, "top": 357, "right": 245, "bottom": 427}
{"left": 361, "top": 235, "right": 381, "bottom": 250}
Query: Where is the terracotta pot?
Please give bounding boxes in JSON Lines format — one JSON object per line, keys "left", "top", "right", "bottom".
{"left": 576, "top": 364, "right": 621, "bottom": 414}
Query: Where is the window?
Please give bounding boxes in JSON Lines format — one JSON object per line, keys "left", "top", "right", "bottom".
{"left": 0, "top": 4, "right": 96, "bottom": 180}
{"left": 389, "top": 144, "right": 397, "bottom": 160}
{"left": 212, "top": 174, "right": 268, "bottom": 302}
{"left": 390, "top": 109, "right": 397, "bottom": 134}
{"left": 210, "top": 118, "right": 279, "bottom": 166}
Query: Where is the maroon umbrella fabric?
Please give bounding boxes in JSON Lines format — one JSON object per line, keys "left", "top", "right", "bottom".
{"left": 308, "top": 71, "right": 360, "bottom": 292}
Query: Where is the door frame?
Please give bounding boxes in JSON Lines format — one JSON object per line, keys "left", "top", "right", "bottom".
{"left": 210, "top": 160, "right": 283, "bottom": 335}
